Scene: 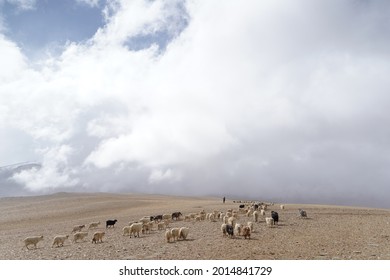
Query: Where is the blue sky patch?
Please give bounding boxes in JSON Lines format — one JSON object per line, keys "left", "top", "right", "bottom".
{"left": 1, "top": 0, "right": 104, "bottom": 57}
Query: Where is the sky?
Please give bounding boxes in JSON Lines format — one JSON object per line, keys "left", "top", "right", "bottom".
{"left": 1, "top": 0, "right": 390, "bottom": 208}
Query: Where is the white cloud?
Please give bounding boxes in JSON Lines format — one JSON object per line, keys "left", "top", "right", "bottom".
{"left": 11, "top": 145, "right": 79, "bottom": 191}
{"left": 1, "top": 0, "right": 390, "bottom": 207}
{"left": 2, "top": 0, "right": 36, "bottom": 10}
{"left": 148, "top": 168, "right": 181, "bottom": 184}
{"left": 97, "top": 0, "right": 187, "bottom": 47}
{"left": 0, "top": 34, "right": 28, "bottom": 82}
{"left": 76, "top": 0, "right": 100, "bottom": 8}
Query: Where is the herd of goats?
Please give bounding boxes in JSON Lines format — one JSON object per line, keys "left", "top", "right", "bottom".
{"left": 22, "top": 201, "right": 308, "bottom": 250}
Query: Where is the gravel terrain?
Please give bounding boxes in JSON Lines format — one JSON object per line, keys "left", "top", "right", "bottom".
{"left": 0, "top": 192, "right": 389, "bottom": 260}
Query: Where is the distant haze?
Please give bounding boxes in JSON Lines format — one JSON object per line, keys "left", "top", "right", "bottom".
{"left": 1, "top": 0, "right": 390, "bottom": 208}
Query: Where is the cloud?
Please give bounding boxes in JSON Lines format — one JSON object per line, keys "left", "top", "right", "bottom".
{"left": 97, "top": 0, "right": 188, "bottom": 48}
{"left": 76, "top": 0, "right": 100, "bottom": 8}
{"left": 1, "top": 0, "right": 390, "bottom": 207}
{"left": 148, "top": 168, "right": 181, "bottom": 184}
{"left": 1, "top": 0, "right": 36, "bottom": 10}
{"left": 0, "top": 34, "right": 28, "bottom": 82}
{"left": 11, "top": 145, "right": 79, "bottom": 191}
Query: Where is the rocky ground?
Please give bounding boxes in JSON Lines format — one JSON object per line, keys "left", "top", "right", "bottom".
{"left": 0, "top": 192, "right": 389, "bottom": 260}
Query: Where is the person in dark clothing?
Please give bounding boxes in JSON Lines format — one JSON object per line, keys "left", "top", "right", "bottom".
{"left": 223, "top": 197, "right": 226, "bottom": 203}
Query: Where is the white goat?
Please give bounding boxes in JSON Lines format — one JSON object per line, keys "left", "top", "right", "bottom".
{"left": 170, "top": 227, "right": 180, "bottom": 241}
{"left": 157, "top": 222, "right": 165, "bottom": 230}
{"left": 178, "top": 227, "right": 189, "bottom": 240}
{"left": 129, "top": 222, "right": 143, "bottom": 238}
{"left": 73, "top": 232, "right": 88, "bottom": 243}
{"left": 122, "top": 226, "right": 131, "bottom": 236}
{"left": 247, "top": 221, "right": 254, "bottom": 233}
{"left": 265, "top": 217, "right": 274, "bottom": 227}
{"left": 71, "top": 224, "right": 85, "bottom": 233}
{"left": 142, "top": 222, "right": 153, "bottom": 234}
{"left": 52, "top": 235, "right": 69, "bottom": 247}
{"left": 139, "top": 217, "right": 150, "bottom": 224}
{"left": 253, "top": 211, "right": 259, "bottom": 222}
{"left": 235, "top": 223, "right": 242, "bottom": 236}
{"left": 162, "top": 214, "right": 171, "bottom": 220}
{"left": 92, "top": 232, "right": 105, "bottom": 243}
{"left": 23, "top": 236, "right": 44, "bottom": 249}
{"left": 221, "top": 223, "right": 227, "bottom": 237}
{"left": 88, "top": 222, "right": 100, "bottom": 230}
{"left": 165, "top": 229, "right": 172, "bottom": 243}
{"left": 227, "top": 217, "right": 237, "bottom": 228}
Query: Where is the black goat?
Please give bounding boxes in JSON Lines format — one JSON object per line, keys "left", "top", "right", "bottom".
{"left": 226, "top": 224, "right": 234, "bottom": 238}
{"left": 171, "top": 212, "right": 182, "bottom": 220}
{"left": 106, "top": 219, "right": 118, "bottom": 228}
{"left": 299, "top": 209, "right": 307, "bottom": 218}
{"left": 153, "top": 215, "right": 163, "bottom": 222}
{"left": 271, "top": 211, "right": 279, "bottom": 225}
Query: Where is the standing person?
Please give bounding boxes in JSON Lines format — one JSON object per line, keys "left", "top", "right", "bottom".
{"left": 223, "top": 196, "right": 226, "bottom": 203}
